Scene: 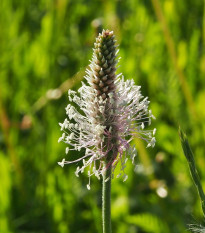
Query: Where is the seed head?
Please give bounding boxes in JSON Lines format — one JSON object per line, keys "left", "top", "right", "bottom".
{"left": 87, "top": 29, "right": 118, "bottom": 99}
{"left": 58, "top": 29, "right": 156, "bottom": 188}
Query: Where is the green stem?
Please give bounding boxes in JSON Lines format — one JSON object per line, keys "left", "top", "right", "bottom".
{"left": 102, "top": 165, "right": 112, "bottom": 233}
{"left": 179, "top": 128, "right": 205, "bottom": 218}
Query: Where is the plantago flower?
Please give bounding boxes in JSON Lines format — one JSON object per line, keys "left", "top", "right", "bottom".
{"left": 58, "top": 29, "right": 156, "bottom": 189}
{"left": 189, "top": 224, "right": 205, "bottom": 233}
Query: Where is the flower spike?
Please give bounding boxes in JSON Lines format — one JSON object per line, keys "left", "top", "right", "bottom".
{"left": 58, "top": 29, "right": 156, "bottom": 188}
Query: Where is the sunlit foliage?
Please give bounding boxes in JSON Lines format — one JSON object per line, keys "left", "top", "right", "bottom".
{"left": 0, "top": 0, "right": 205, "bottom": 232}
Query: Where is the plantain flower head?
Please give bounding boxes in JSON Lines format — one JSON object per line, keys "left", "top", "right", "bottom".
{"left": 58, "top": 29, "right": 156, "bottom": 189}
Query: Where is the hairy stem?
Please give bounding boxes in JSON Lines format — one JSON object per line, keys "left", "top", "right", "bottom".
{"left": 102, "top": 164, "right": 112, "bottom": 233}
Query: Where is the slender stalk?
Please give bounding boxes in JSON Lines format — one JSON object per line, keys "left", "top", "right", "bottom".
{"left": 102, "top": 165, "right": 112, "bottom": 233}
{"left": 151, "top": 0, "right": 197, "bottom": 120}
{"left": 179, "top": 128, "right": 205, "bottom": 218}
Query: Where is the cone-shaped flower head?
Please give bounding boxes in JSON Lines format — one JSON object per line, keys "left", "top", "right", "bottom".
{"left": 58, "top": 29, "right": 156, "bottom": 189}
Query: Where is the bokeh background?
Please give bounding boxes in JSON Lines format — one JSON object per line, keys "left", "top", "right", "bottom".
{"left": 0, "top": 0, "right": 205, "bottom": 232}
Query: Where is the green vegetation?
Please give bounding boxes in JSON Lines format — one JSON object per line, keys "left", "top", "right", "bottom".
{"left": 180, "top": 128, "right": 205, "bottom": 219}
{"left": 0, "top": 0, "right": 205, "bottom": 232}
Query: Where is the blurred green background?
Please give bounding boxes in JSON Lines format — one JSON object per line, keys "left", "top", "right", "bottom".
{"left": 0, "top": 0, "right": 205, "bottom": 232}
